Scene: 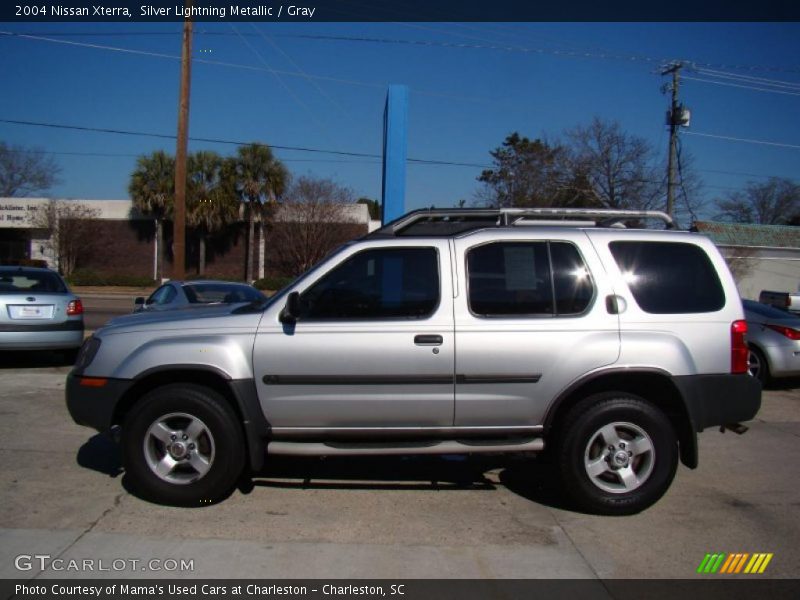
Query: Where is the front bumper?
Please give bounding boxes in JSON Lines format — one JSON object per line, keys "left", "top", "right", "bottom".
{"left": 674, "top": 374, "right": 762, "bottom": 432}
{"left": 66, "top": 373, "right": 133, "bottom": 431}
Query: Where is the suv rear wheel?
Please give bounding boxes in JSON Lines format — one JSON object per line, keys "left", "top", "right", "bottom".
{"left": 122, "top": 384, "right": 245, "bottom": 506}
{"left": 556, "top": 392, "right": 678, "bottom": 515}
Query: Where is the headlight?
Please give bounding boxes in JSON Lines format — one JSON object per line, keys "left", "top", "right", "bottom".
{"left": 73, "top": 336, "right": 102, "bottom": 373}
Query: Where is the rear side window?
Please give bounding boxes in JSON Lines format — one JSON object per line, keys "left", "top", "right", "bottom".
{"left": 609, "top": 241, "right": 725, "bottom": 314}
{"left": 300, "top": 247, "right": 439, "bottom": 320}
{"left": 467, "top": 241, "right": 594, "bottom": 317}
{"left": 0, "top": 270, "right": 67, "bottom": 293}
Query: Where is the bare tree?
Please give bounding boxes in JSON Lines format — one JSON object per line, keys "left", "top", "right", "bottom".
{"left": 716, "top": 177, "right": 800, "bottom": 225}
{"left": 564, "top": 117, "right": 663, "bottom": 211}
{"left": 270, "top": 177, "right": 362, "bottom": 276}
{"left": 28, "top": 199, "right": 100, "bottom": 276}
{"left": 0, "top": 142, "right": 62, "bottom": 197}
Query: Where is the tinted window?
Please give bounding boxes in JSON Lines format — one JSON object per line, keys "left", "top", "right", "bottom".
{"left": 185, "top": 284, "right": 264, "bottom": 304}
{"left": 610, "top": 241, "right": 725, "bottom": 314}
{"left": 147, "top": 285, "right": 177, "bottom": 306}
{"left": 551, "top": 242, "right": 594, "bottom": 315}
{"left": 467, "top": 242, "right": 553, "bottom": 316}
{"left": 300, "top": 247, "right": 439, "bottom": 320}
{"left": 0, "top": 270, "right": 67, "bottom": 293}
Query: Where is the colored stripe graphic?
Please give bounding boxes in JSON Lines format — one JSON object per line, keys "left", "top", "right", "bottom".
{"left": 697, "top": 554, "right": 712, "bottom": 573}
{"left": 758, "top": 554, "right": 773, "bottom": 573}
{"left": 711, "top": 553, "right": 726, "bottom": 573}
{"left": 720, "top": 554, "right": 736, "bottom": 573}
{"left": 699, "top": 552, "right": 773, "bottom": 574}
{"left": 735, "top": 553, "right": 750, "bottom": 573}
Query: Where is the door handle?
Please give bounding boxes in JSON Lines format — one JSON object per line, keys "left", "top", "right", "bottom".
{"left": 605, "top": 295, "right": 627, "bottom": 315}
{"left": 414, "top": 334, "right": 443, "bottom": 346}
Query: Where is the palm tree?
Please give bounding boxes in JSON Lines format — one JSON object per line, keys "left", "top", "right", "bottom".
{"left": 232, "top": 143, "right": 289, "bottom": 281}
{"left": 186, "top": 151, "right": 239, "bottom": 276}
{"left": 128, "top": 151, "right": 175, "bottom": 281}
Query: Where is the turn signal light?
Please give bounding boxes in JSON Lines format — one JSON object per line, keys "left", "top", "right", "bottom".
{"left": 67, "top": 299, "right": 84, "bottom": 316}
{"left": 731, "top": 320, "right": 749, "bottom": 374}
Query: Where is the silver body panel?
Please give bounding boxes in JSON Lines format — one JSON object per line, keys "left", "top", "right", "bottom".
{"left": 84, "top": 306, "right": 260, "bottom": 381}
{"left": 253, "top": 239, "right": 455, "bottom": 428}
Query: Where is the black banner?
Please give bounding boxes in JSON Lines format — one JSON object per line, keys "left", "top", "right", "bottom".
{"left": 3, "top": 580, "right": 800, "bottom": 600}
{"left": 1, "top": 0, "right": 799, "bottom": 23}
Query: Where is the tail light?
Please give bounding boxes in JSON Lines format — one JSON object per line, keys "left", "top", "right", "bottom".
{"left": 66, "top": 299, "right": 83, "bottom": 316}
{"left": 731, "top": 320, "right": 749, "bottom": 374}
{"left": 766, "top": 323, "right": 800, "bottom": 340}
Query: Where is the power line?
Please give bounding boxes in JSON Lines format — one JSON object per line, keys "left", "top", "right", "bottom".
{"left": 8, "top": 27, "right": 800, "bottom": 75}
{"left": 0, "top": 30, "right": 493, "bottom": 104}
{"left": 229, "top": 23, "right": 330, "bottom": 139}
{"left": 250, "top": 24, "right": 350, "bottom": 120}
{"left": 683, "top": 75, "right": 800, "bottom": 97}
{"left": 0, "top": 117, "right": 491, "bottom": 168}
{"left": 5, "top": 148, "right": 381, "bottom": 163}
{"left": 684, "top": 130, "right": 800, "bottom": 150}
{"left": 697, "top": 168, "right": 792, "bottom": 180}
{"left": 692, "top": 66, "right": 800, "bottom": 90}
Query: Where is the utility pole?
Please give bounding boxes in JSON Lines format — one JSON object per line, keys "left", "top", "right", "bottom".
{"left": 173, "top": 1, "right": 193, "bottom": 280}
{"left": 662, "top": 62, "right": 684, "bottom": 219}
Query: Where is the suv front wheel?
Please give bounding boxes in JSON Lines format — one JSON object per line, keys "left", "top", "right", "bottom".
{"left": 556, "top": 392, "right": 678, "bottom": 515}
{"left": 122, "top": 384, "right": 246, "bottom": 506}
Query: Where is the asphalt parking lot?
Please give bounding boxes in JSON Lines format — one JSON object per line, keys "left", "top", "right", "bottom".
{"left": 0, "top": 343, "right": 798, "bottom": 581}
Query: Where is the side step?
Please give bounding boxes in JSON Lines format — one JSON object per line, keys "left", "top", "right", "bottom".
{"left": 267, "top": 437, "right": 544, "bottom": 457}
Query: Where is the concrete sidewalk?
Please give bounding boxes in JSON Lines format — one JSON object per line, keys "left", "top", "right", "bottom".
{"left": 0, "top": 528, "right": 596, "bottom": 580}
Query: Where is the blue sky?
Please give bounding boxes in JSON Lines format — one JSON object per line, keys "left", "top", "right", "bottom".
{"left": 0, "top": 21, "right": 798, "bottom": 220}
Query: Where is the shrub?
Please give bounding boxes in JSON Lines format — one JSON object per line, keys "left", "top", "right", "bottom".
{"left": 253, "top": 275, "right": 294, "bottom": 291}
{"left": 67, "top": 269, "right": 156, "bottom": 287}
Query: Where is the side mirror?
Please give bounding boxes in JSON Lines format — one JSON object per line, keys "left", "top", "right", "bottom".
{"left": 279, "top": 291, "right": 301, "bottom": 324}
{"left": 133, "top": 297, "right": 145, "bottom": 312}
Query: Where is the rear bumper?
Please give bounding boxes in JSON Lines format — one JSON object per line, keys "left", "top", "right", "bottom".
{"left": 0, "top": 320, "right": 84, "bottom": 350}
{"left": 66, "top": 373, "right": 132, "bottom": 431}
{"left": 674, "top": 374, "right": 762, "bottom": 431}
{"left": 0, "top": 330, "right": 84, "bottom": 350}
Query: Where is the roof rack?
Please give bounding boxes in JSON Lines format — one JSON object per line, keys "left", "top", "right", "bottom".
{"left": 369, "top": 207, "right": 676, "bottom": 238}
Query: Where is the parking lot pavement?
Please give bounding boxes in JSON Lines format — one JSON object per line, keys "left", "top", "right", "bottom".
{"left": 0, "top": 365, "right": 798, "bottom": 580}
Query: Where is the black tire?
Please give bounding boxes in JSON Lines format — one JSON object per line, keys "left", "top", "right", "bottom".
{"left": 556, "top": 392, "right": 678, "bottom": 516}
{"left": 122, "top": 384, "right": 245, "bottom": 506}
{"left": 747, "top": 346, "right": 770, "bottom": 386}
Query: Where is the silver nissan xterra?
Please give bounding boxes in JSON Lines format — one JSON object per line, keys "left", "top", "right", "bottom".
{"left": 67, "top": 208, "right": 761, "bottom": 514}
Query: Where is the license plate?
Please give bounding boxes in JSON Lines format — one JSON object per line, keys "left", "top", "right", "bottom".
{"left": 8, "top": 305, "right": 54, "bottom": 319}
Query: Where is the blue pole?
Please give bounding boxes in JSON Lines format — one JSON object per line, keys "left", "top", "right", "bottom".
{"left": 381, "top": 85, "right": 409, "bottom": 225}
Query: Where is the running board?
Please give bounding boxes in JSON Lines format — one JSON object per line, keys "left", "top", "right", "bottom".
{"left": 267, "top": 438, "right": 544, "bottom": 457}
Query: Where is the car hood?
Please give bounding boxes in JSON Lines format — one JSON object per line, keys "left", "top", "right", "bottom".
{"left": 102, "top": 302, "right": 265, "bottom": 334}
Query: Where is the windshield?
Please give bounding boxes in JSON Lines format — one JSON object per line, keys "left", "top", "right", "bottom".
{"left": 0, "top": 270, "right": 67, "bottom": 294}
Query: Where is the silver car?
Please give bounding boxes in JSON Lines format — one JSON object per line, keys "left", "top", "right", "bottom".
{"left": 133, "top": 280, "right": 267, "bottom": 313}
{"left": 0, "top": 266, "right": 84, "bottom": 359}
{"left": 744, "top": 299, "right": 800, "bottom": 383}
